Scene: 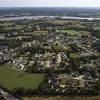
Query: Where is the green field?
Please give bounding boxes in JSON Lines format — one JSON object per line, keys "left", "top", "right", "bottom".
{"left": 57, "top": 30, "right": 80, "bottom": 36}
{"left": 33, "top": 31, "right": 48, "bottom": 35}
{"left": 70, "top": 53, "right": 80, "bottom": 59}
{"left": 57, "top": 30, "right": 90, "bottom": 36}
{"left": 0, "top": 22, "right": 23, "bottom": 30}
{"left": 0, "top": 64, "right": 45, "bottom": 91}
{"left": 51, "top": 20, "right": 78, "bottom": 25}
{"left": 0, "top": 22, "right": 14, "bottom": 27}
{"left": 4, "top": 25, "right": 23, "bottom": 30}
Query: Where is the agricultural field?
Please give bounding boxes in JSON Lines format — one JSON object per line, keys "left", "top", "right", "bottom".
{"left": 0, "top": 64, "right": 45, "bottom": 91}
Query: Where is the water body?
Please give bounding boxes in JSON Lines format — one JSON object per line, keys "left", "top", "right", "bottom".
{"left": 0, "top": 16, "right": 100, "bottom": 21}
{"left": 0, "top": 16, "right": 45, "bottom": 21}
{"left": 61, "top": 16, "right": 100, "bottom": 21}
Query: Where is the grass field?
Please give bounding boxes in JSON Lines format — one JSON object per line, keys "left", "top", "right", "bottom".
{"left": 57, "top": 30, "right": 80, "bottom": 36}
{"left": 4, "top": 25, "right": 23, "bottom": 30}
{"left": 51, "top": 20, "right": 77, "bottom": 25}
{"left": 0, "top": 22, "right": 14, "bottom": 27}
{"left": 0, "top": 64, "right": 45, "bottom": 91}
{"left": 33, "top": 31, "right": 48, "bottom": 35}
{"left": 70, "top": 53, "right": 80, "bottom": 59}
{"left": 57, "top": 30, "right": 90, "bottom": 36}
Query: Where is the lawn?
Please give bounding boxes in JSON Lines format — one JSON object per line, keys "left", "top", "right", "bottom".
{"left": 0, "top": 64, "right": 45, "bottom": 91}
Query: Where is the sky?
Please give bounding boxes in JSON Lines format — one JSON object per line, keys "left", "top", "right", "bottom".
{"left": 0, "top": 0, "right": 100, "bottom": 7}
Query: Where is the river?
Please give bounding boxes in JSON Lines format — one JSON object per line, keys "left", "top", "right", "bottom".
{"left": 0, "top": 16, "right": 100, "bottom": 21}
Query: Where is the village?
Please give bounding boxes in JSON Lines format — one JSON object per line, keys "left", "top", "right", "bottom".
{"left": 0, "top": 16, "right": 100, "bottom": 98}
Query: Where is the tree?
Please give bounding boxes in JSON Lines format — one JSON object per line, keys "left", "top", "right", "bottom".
{"left": 27, "top": 60, "right": 38, "bottom": 73}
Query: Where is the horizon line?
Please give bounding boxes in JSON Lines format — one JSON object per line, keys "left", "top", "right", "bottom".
{"left": 0, "top": 6, "right": 100, "bottom": 8}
